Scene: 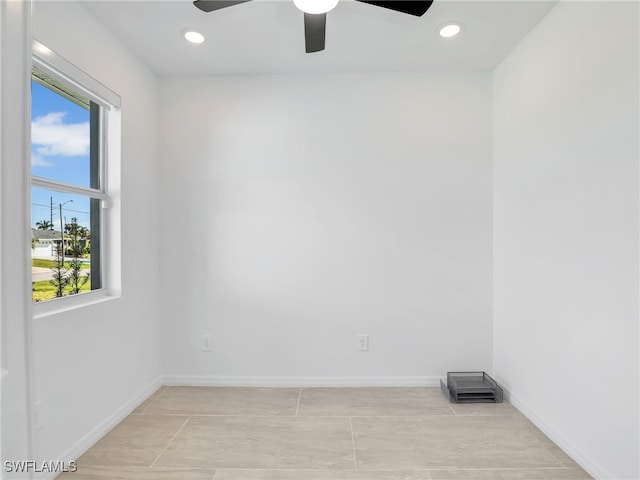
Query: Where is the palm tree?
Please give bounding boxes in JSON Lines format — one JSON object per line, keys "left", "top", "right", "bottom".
{"left": 35, "top": 219, "right": 54, "bottom": 230}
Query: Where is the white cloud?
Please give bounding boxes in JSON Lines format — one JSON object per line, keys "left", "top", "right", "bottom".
{"left": 31, "top": 153, "right": 53, "bottom": 167}
{"left": 31, "top": 112, "right": 89, "bottom": 159}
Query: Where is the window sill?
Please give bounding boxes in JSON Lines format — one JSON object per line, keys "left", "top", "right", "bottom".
{"left": 32, "top": 289, "right": 119, "bottom": 319}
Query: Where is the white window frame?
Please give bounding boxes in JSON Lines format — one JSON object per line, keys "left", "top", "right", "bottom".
{"left": 31, "top": 39, "right": 121, "bottom": 317}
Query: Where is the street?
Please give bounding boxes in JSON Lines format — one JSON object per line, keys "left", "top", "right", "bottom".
{"left": 32, "top": 266, "right": 89, "bottom": 282}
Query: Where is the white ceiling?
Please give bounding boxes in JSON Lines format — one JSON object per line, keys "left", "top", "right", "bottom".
{"left": 82, "top": 0, "right": 556, "bottom": 76}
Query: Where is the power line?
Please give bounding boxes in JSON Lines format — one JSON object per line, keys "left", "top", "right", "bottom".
{"left": 31, "top": 202, "right": 88, "bottom": 215}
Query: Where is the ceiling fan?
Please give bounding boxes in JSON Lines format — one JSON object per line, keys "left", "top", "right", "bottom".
{"left": 193, "top": 0, "right": 434, "bottom": 53}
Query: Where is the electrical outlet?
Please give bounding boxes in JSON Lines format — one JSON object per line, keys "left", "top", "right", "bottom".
{"left": 201, "top": 334, "right": 212, "bottom": 352}
{"left": 357, "top": 334, "right": 369, "bottom": 351}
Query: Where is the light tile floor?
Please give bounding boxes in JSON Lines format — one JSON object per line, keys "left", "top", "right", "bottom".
{"left": 58, "top": 387, "right": 593, "bottom": 480}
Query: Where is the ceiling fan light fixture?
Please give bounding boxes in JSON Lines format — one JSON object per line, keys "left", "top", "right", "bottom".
{"left": 183, "top": 29, "right": 206, "bottom": 44}
{"left": 294, "top": 0, "right": 339, "bottom": 15}
{"left": 439, "top": 23, "right": 461, "bottom": 38}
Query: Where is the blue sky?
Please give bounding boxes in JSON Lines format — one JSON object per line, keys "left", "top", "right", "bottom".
{"left": 31, "top": 81, "right": 91, "bottom": 229}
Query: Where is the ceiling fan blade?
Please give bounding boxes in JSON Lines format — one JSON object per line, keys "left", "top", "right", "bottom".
{"left": 304, "top": 13, "right": 326, "bottom": 53}
{"left": 355, "top": 0, "right": 433, "bottom": 17}
{"left": 193, "top": 0, "right": 252, "bottom": 13}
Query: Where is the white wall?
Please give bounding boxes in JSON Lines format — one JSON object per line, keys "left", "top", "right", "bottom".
{"left": 493, "top": 2, "right": 639, "bottom": 479}
{"left": 9, "top": 2, "right": 637, "bottom": 477}
{"left": 30, "top": 0, "right": 163, "bottom": 466}
{"left": 1, "top": 0, "right": 34, "bottom": 469}
{"left": 159, "top": 73, "right": 493, "bottom": 383}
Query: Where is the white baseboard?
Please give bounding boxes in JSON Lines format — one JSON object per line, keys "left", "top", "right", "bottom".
{"left": 504, "top": 387, "right": 610, "bottom": 480}
{"left": 162, "top": 375, "right": 443, "bottom": 387}
{"left": 41, "top": 376, "right": 164, "bottom": 480}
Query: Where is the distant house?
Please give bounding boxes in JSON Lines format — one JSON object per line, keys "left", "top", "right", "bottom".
{"left": 31, "top": 229, "right": 63, "bottom": 258}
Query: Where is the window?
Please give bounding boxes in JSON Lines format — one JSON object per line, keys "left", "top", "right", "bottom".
{"left": 31, "top": 41, "right": 120, "bottom": 307}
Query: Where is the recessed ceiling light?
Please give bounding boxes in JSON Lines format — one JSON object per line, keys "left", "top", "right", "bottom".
{"left": 439, "top": 23, "right": 461, "bottom": 38}
{"left": 183, "top": 29, "right": 205, "bottom": 44}
{"left": 294, "top": 0, "right": 339, "bottom": 14}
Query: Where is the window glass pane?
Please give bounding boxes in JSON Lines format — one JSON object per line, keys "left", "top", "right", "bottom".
{"left": 31, "top": 72, "right": 97, "bottom": 189}
{"left": 31, "top": 187, "right": 100, "bottom": 302}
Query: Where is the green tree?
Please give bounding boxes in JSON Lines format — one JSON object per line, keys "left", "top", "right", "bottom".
{"left": 35, "top": 220, "right": 54, "bottom": 230}
{"left": 64, "top": 219, "right": 90, "bottom": 255}
{"left": 65, "top": 218, "right": 89, "bottom": 294}
{"left": 49, "top": 240, "right": 69, "bottom": 297}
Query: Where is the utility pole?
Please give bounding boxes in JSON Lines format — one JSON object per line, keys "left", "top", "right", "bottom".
{"left": 59, "top": 203, "right": 64, "bottom": 262}
{"left": 59, "top": 200, "right": 73, "bottom": 261}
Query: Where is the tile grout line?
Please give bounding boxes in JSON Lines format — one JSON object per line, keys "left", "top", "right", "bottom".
{"left": 131, "top": 412, "right": 516, "bottom": 419}
{"left": 348, "top": 416, "right": 358, "bottom": 471}
{"left": 153, "top": 386, "right": 170, "bottom": 402}
{"left": 542, "top": 443, "right": 569, "bottom": 468}
{"left": 295, "top": 388, "right": 302, "bottom": 416}
{"left": 137, "top": 386, "right": 170, "bottom": 414}
{"left": 149, "top": 416, "right": 191, "bottom": 468}
{"left": 128, "top": 413, "right": 508, "bottom": 418}
{"left": 427, "top": 466, "right": 584, "bottom": 472}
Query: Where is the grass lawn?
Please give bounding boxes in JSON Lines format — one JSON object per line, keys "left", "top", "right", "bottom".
{"left": 32, "top": 278, "right": 91, "bottom": 302}
{"left": 32, "top": 258, "right": 90, "bottom": 269}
